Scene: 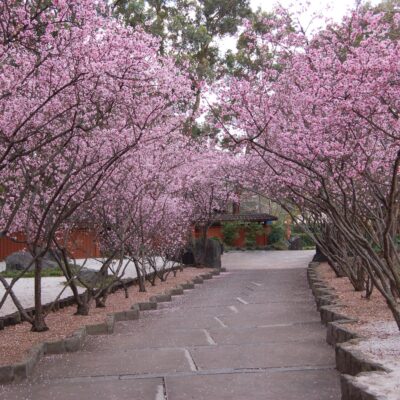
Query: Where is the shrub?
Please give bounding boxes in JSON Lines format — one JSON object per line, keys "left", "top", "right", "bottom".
{"left": 296, "top": 233, "right": 315, "bottom": 247}
{"left": 221, "top": 222, "right": 241, "bottom": 246}
{"left": 269, "top": 222, "right": 285, "bottom": 244}
{"left": 244, "top": 222, "right": 264, "bottom": 248}
{"left": 271, "top": 239, "right": 289, "bottom": 250}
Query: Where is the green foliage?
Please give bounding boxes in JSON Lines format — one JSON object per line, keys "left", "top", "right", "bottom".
{"left": 221, "top": 221, "right": 241, "bottom": 246}
{"left": 224, "top": 10, "right": 289, "bottom": 77}
{"left": 271, "top": 239, "right": 289, "bottom": 250}
{"left": 114, "top": 0, "right": 252, "bottom": 80}
{"left": 268, "top": 222, "right": 284, "bottom": 244}
{"left": 0, "top": 268, "right": 64, "bottom": 278}
{"left": 296, "top": 233, "right": 315, "bottom": 248}
{"left": 244, "top": 222, "right": 264, "bottom": 248}
{"left": 221, "top": 221, "right": 264, "bottom": 248}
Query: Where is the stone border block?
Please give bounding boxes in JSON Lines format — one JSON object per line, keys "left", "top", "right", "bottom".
{"left": 85, "top": 322, "right": 109, "bottom": 335}
{"left": 136, "top": 302, "right": 157, "bottom": 311}
{"left": 181, "top": 282, "right": 195, "bottom": 290}
{"left": 0, "top": 365, "right": 14, "bottom": 384}
{"left": 319, "top": 305, "right": 349, "bottom": 325}
{"left": 327, "top": 319, "right": 360, "bottom": 346}
{"left": 45, "top": 340, "right": 66, "bottom": 354}
{"left": 335, "top": 340, "right": 388, "bottom": 376}
{"left": 149, "top": 294, "right": 172, "bottom": 303}
{"left": 341, "top": 373, "right": 388, "bottom": 400}
{"left": 192, "top": 276, "right": 204, "bottom": 284}
{"left": 169, "top": 286, "right": 184, "bottom": 296}
{"left": 316, "top": 294, "right": 338, "bottom": 310}
{"left": 64, "top": 332, "right": 84, "bottom": 353}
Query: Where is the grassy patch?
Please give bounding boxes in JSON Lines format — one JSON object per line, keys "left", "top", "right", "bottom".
{"left": 0, "top": 268, "right": 64, "bottom": 278}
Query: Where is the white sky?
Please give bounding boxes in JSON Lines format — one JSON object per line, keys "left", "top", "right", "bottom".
{"left": 251, "top": 0, "right": 366, "bottom": 21}
{"left": 220, "top": 0, "right": 382, "bottom": 53}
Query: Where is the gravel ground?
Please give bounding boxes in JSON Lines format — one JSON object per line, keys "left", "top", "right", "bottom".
{"left": 317, "top": 263, "right": 393, "bottom": 324}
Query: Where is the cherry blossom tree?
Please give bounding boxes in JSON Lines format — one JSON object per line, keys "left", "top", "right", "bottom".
{"left": 0, "top": 0, "right": 194, "bottom": 330}
{"left": 214, "top": 7, "right": 400, "bottom": 328}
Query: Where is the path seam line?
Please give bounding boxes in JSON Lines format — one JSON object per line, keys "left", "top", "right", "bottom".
{"left": 183, "top": 348, "right": 198, "bottom": 371}
{"left": 214, "top": 316, "right": 228, "bottom": 328}
{"left": 229, "top": 305, "right": 239, "bottom": 314}
{"left": 203, "top": 329, "right": 217, "bottom": 345}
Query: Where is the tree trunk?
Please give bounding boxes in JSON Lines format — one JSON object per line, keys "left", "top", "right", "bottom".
{"left": 133, "top": 259, "right": 146, "bottom": 292}
{"left": 31, "top": 257, "right": 48, "bottom": 332}
{"left": 75, "top": 301, "right": 90, "bottom": 316}
{"left": 95, "top": 296, "right": 106, "bottom": 308}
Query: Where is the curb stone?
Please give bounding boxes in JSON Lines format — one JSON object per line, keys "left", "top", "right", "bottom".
{"left": 149, "top": 294, "right": 172, "bottom": 303}
{"left": 192, "top": 276, "right": 204, "bottom": 284}
{"left": 335, "top": 340, "right": 389, "bottom": 376}
{"left": 308, "top": 261, "right": 392, "bottom": 400}
{"left": 167, "top": 286, "right": 184, "bottom": 296}
{"left": 0, "top": 268, "right": 224, "bottom": 384}
{"left": 135, "top": 302, "right": 157, "bottom": 311}
{"left": 341, "top": 373, "right": 389, "bottom": 400}
{"left": 181, "top": 282, "right": 195, "bottom": 290}
{"left": 326, "top": 319, "right": 360, "bottom": 346}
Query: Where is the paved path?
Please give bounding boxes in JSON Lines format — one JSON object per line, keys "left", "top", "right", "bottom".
{"left": 2, "top": 250, "right": 340, "bottom": 399}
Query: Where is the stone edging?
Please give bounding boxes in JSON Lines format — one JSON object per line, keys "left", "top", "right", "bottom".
{"left": 0, "top": 267, "right": 225, "bottom": 384}
{"left": 307, "top": 262, "right": 391, "bottom": 400}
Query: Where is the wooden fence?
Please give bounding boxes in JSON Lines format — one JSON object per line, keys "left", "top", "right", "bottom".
{"left": 0, "top": 230, "right": 100, "bottom": 261}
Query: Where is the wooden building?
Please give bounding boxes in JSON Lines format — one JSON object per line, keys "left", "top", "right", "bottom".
{"left": 194, "top": 213, "right": 277, "bottom": 248}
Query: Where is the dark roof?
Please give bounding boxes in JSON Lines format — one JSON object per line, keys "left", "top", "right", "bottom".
{"left": 212, "top": 213, "right": 277, "bottom": 223}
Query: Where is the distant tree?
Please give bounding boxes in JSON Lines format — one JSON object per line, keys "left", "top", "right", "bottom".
{"left": 113, "top": 0, "right": 252, "bottom": 135}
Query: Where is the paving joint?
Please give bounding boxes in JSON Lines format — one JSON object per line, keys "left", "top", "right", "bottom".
{"left": 47, "top": 364, "right": 338, "bottom": 385}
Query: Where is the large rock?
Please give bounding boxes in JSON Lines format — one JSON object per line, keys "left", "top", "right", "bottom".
{"left": 181, "top": 249, "right": 195, "bottom": 265}
{"left": 312, "top": 245, "right": 329, "bottom": 262}
{"left": 5, "top": 251, "right": 59, "bottom": 272}
{"left": 289, "top": 236, "right": 303, "bottom": 250}
{"left": 193, "top": 238, "right": 222, "bottom": 268}
{"left": 76, "top": 268, "right": 108, "bottom": 287}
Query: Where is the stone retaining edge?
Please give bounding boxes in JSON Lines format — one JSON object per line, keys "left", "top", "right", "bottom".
{"left": 0, "top": 267, "right": 225, "bottom": 384}
{"left": 307, "top": 262, "right": 391, "bottom": 400}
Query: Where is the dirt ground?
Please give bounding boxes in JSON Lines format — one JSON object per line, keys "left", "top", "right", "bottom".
{"left": 317, "top": 262, "right": 394, "bottom": 331}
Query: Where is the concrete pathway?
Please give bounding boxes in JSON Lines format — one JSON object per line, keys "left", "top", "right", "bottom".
{"left": 1, "top": 250, "right": 340, "bottom": 399}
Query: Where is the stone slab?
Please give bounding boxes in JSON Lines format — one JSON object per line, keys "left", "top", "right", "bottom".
{"left": 190, "top": 341, "right": 335, "bottom": 370}
{"left": 83, "top": 328, "right": 210, "bottom": 350}
{"left": 208, "top": 322, "right": 327, "bottom": 345}
{"left": 218, "top": 310, "right": 321, "bottom": 327}
{"left": 166, "top": 370, "right": 340, "bottom": 400}
{"left": 0, "top": 377, "right": 163, "bottom": 400}
{"left": 30, "top": 348, "right": 192, "bottom": 380}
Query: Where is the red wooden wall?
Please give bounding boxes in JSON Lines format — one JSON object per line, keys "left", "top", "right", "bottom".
{"left": 0, "top": 230, "right": 100, "bottom": 261}
{"left": 194, "top": 224, "right": 271, "bottom": 248}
